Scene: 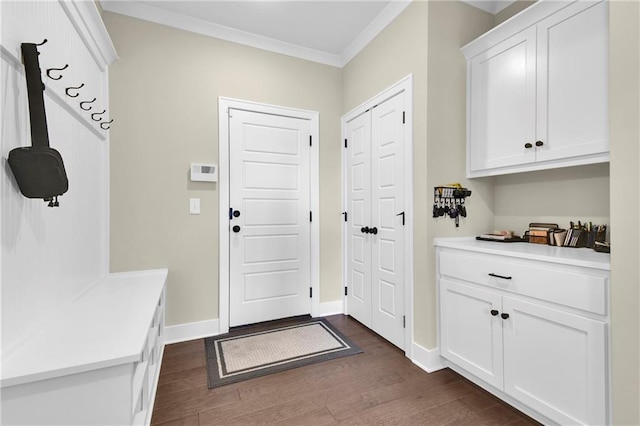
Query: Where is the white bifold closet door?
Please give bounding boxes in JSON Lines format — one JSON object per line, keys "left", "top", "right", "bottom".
{"left": 346, "top": 92, "right": 405, "bottom": 349}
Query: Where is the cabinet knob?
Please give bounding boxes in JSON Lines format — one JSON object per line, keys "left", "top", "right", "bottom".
{"left": 371, "top": 227, "right": 378, "bottom": 235}
{"left": 501, "top": 313, "right": 510, "bottom": 320}
{"left": 232, "top": 225, "right": 241, "bottom": 233}
{"left": 535, "top": 140, "right": 544, "bottom": 147}
{"left": 361, "top": 226, "right": 370, "bottom": 234}
{"left": 524, "top": 142, "right": 533, "bottom": 149}
{"left": 490, "top": 309, "right": 499, "bottom": 316}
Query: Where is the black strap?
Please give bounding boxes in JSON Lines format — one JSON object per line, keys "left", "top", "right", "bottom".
{"left": 21, "top": 43, "right": 50, "bottom": 148}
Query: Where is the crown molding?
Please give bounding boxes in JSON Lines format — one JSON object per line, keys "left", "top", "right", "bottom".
{"left": 60, "top": 0, "right": 118, "bottom": 70}
{"left": 340, "top": 0, "right": 412, "bottom": 67}
{"left": 101, "top": 1, "right": 342, "bottom": 67}
{"left": 101, "top": 0, "right": 412, "bottom": 68}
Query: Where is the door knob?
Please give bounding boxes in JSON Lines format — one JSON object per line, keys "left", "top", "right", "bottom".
{"left": 524, "top": 142, "right": 533, "bottom": 149}
{"left": 535, "top": 140, "right": 544, "bottom": 147}
{"left": 361, "top": 226, "right": 370, "bottom": 234}
{"left": 232, "top": 225, "right": 241, "bottom": 233}
{"left": 501, "top": 313, "right": 510, "bottom": 320}
{"left": 371, "top": 227, "right": 378, "bottom": 235}
{"left": 233, "top": 210, "right": 241, "bottom": 218}
{"left": 490, "top": 309, "right": 499, "bottom": 316}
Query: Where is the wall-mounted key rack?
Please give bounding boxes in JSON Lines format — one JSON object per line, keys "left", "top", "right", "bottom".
{"left": 433, "top": 185, "right": 472, "bottom": 227}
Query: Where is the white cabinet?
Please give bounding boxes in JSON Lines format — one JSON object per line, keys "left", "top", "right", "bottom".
{"left": 463, "top": 0, "right": 609, "bottom": 177}
{"left": 0, "top": 269, "right": 168, "bottom": 426}
{"left": 436, "top": 239, "right": 610, "bottom": 425}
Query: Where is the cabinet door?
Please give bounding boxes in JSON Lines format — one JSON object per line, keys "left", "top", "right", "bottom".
{"left": 535, "top": 1, "right": 608, "bottom": 162}
{"left": 502, "top": 297, "right": 607, "bottom": 425}
{"left": 440, "top": 279, "right": 503, "bottom": 389}
{"left": 468, "top": 26, "right": 536, "bottom": 174}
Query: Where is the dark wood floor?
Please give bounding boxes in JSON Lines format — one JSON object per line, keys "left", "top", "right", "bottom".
{"left": 151, "top": 315, "right": 539, "bottom": 425}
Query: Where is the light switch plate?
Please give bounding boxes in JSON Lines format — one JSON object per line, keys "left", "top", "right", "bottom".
{"left": 189, "top": 198, "right": 200, "bottom": 214}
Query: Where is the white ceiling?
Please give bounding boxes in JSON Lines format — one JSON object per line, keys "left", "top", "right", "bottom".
{"left": 100, "top": 0, "right": 512, "bottom": 68}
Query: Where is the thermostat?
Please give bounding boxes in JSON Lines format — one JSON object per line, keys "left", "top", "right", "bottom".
{"left": 190, "top": 163, "right": 218, "bottom": 182}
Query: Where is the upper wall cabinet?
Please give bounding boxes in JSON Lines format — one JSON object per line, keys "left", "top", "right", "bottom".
{"left": 462, "top": 0, "right": 609, "bottom": 178}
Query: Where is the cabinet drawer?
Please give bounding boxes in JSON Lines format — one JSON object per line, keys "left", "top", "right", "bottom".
{"left": 439, "top": 250, "right": 607, "bottom": 315}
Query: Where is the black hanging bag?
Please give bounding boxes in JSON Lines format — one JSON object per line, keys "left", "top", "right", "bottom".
{"left": 8, "top": 42, "right": 68, "bottom": 205}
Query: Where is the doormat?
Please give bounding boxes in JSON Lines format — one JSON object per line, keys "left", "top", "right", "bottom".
{"left": 204, "top": 317, "right": 363, "bottom": 388}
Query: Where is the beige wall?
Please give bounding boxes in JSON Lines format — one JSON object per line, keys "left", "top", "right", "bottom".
{"left": 494, "top": 0, "right": 536, "bottom": 26}
{"left": 610, "top": 1, "right": 640, "bottom": 424}
{"left": 104, "top": 13, "right": 343, "bottom": 326}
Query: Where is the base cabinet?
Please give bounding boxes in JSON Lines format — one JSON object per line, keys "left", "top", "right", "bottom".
{"left": 436, "top": 240, "right": 610, "bottom": 425}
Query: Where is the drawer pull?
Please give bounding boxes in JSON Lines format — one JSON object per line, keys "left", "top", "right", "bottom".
{"left": 501, "top": 313, "right": 510, "bottom": 320}
{"left": 490, "top": 309, "right": 499, "bottom": 316}
{"left": 488, "top": 273, "right": 512, "bottom": 280}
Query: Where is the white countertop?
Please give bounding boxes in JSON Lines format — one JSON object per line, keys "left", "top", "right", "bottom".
{"left": 434, "top": 237, "right": 610, "bottom": 271}
{"left": 0, "top": 269, "right": 168, "bottom": 388}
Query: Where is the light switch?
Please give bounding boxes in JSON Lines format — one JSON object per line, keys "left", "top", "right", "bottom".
{"left": 190, "top": 198, "right": 200, "bottom": 214}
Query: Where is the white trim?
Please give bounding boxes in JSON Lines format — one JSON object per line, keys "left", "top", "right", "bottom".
{"left": 341, "top": 75, "right": 414, "bottom": 359}
{"left": 411, "top": 342, "right": 446, "bottom": 373}
{"left": 99, "top": 0, "right": 409, "bottom": 68}
{"left": 312, "top": 301, "right": 344, "bottom": 318}
{"left": 101, "top": 1, "right": 341, "bottom": 67}
{"left": 340, "top": 1, "right": 411, "bottom": 66}
{"left": 59, "top": 0, "right": 118, "bottom": 70}
{"left": 218, "top": 97, "right": 320, "bottom": 335}
{"left": 163, "top": 319, "right": 220, "bottom": 345}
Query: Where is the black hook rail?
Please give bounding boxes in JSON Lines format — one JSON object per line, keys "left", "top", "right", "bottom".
{"left": 79, "top": 97, "right": 96, "bottom": 111}
{"left": 65, "top": 83, "right": 84, "bottom": 98}
{"left": 46, "top": 64, "right": 68, "bottom": 80}
{"left": 91, "top": 110, "right": 106, "bottom": 121}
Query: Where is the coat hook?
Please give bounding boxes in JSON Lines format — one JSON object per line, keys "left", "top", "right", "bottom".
{"left": 65, "top": 83, "right": 84, "bottom": 98}
{"left": 79, "top": 97, "right": 96, "bottom": 111}
{"left": 46, "top": 64, "right": 68, "bottom": 80}
{"left": 100, "top": 119, "right": 113, "bottom": 130}
{"left": 36, "top": 39, "right": 48, "bottom": 46}
{"left": 91, "top": 110, "right": 106, "bottom": 121}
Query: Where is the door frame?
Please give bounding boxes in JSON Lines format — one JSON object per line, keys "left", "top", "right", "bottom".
{"left": 218, "top": 97, "right": 320, "bottom": 334}
{"left": 341, "top": 75, "right": 414, "bottom": 358}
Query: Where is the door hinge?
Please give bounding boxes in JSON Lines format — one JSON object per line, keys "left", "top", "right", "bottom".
{"left": 342, "top": 211, "right": 348, "bottom": 222}
{"left": 310, "top": 211, "right": 313, "bottom": 222}
{"left": 344, "top": 286, "right": 348, "bottom": 296}
{"left": 344, "top": 138, "right": 348, "bottom": 148}
{"left": 310, "top": 287, "right": 313, "bottom": 298}
{"left": 309, "top": 135, "right": 312, "bottom": 147}
{"left": 403, "top": 315, "right": 406, "bottom": 328}
{"left": 402, "top": 111, "right": 405, "bottom": 124}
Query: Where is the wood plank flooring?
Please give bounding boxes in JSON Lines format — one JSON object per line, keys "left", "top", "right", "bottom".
{"left": 151, "top": 315, "right": 539, "bottom": 425}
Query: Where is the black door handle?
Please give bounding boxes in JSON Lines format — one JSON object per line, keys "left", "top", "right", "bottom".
{"left": 361, "top": 226, "right": 370, "bottom": 234}
{"left": 396, "top": 211, "right": 405, "bottom": 225}
{"left": 524, "top": 142, "right": 533, "bottom": 149}
{"left": 371, "top": 227, "right": 378, "bottom": 235}
{"left": 232, "top": 225, "right": 241, "bottom": 233}
{"left": 535, "top": 140, "right": 544, "bottom": 147}
{"left": 501, "top": 313, "right": 510, "bottom": 320}
{"left": 490, "top": 309, "right": 499, "bottom": 316}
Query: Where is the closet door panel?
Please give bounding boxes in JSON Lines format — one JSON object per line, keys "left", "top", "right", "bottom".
{"left": 346, "top": 112, "right": 372, "bottom": 327}
{"left": 371, "top": 92, "right": 405, "bottom": 350}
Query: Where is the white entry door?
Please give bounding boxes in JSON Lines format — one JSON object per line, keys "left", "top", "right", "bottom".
{"left": 229, "top": 108, "right": 311, "bottom": 327}
{"left": 346, "top": 91, "right": 405, "bottom": 349}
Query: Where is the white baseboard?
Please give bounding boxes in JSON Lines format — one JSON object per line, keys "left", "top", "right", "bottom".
{"left": 411, "top": 342, "right": 446, "bottom": 373}
{"left": 164, "top": 318, "right": 220, "bottom": 344}
{"left": 312, "top": 300, "right": 344, "bottom": 317}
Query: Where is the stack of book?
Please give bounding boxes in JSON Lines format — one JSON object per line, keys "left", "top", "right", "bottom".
{"left": 559, "top": 222, "right": 607, "bottom": 248}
